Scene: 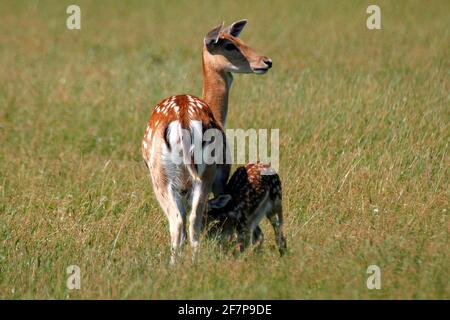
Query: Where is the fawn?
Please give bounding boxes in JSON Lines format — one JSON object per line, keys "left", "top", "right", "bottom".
{"left": 141, "top": 20, "right": 272, "bottom": 263}
{"left": 207, "top": 163, "right": 287, "bottom": 255}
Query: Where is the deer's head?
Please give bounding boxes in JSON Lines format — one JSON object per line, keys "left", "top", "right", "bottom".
{"left": 203, "top": 20, "right": 272, "bottom": 75}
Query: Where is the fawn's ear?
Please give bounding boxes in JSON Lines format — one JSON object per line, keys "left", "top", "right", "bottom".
{"left": 204, "top": 22, "right": 224, "bottom": 46}
{"left": 223, "top": 19, "right": 247, "bottom": 37}
{"left": 208, "top": 194, "right": 232, "bottom": 209}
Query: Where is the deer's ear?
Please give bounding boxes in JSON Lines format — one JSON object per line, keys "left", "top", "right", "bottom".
{"left": 204, "top": 22, "right": 224, "bottom": 46}
{"left": 208, "top": 194, "right": 232, "bottom": 209}
{"left": 223, "top": 19, "right": 247, "bottom": 37}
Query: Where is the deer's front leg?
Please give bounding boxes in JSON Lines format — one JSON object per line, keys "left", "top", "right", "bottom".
{"left": 212, "top": 163, "right": 230, "bottom": 196}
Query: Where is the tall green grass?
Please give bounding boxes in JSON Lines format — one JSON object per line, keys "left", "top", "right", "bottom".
{"left": 0, "top": 0, "right": 448, "bottom": 298}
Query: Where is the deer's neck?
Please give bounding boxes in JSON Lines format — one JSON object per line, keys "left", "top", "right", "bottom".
{"left": 201, "top": 50, "right": 233, "bottom": 126}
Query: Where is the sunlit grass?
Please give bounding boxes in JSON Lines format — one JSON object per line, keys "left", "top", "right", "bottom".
{"left": 0, "top": 0, "right": 448, "bottom": 299}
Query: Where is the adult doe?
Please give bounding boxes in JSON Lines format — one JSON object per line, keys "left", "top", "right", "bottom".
{"left": 141, "top": 20, "right": 272, "bottom": 263}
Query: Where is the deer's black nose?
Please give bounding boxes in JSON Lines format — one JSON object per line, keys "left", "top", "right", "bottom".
{"left": 263, "top": 58, "right": 272, "bottom": 68}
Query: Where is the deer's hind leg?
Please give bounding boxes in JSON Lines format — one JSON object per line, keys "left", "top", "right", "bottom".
{"left": 153, "top": 181, "right": 187, "bottom": 265}
{"left": 188, "top": 167, "right": 215, "bottom": 258}
{"left": 267, "top": 198, "right": 287, "bottom": 256}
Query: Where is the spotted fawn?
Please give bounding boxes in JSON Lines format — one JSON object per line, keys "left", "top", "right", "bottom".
{"left": 207, "top": 163, "right": 287, "bottom": 255}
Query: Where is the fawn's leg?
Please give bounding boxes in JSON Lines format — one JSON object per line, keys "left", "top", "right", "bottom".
{"left": 268, "top": 199, "right": 287, "bottom": 256}
{"left": 252, "top": 226, "right": 264, "bottom": 252}
{"left": 237, "top": 225, "right": 253, "bottom": 253}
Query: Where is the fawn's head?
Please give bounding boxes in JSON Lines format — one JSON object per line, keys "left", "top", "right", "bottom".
{"left": 203, "top": 20, "right": 272, "bottom": 75}
{"left": 206, "top": 194, "right": 238, "bottom": 222}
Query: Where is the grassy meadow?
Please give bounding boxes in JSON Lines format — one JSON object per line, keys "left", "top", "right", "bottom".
{"left": 0, "top": 0, "right": 449, "bottom": 299}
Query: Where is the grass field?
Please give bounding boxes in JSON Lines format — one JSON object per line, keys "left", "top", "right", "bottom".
{"left": 0, "top": 0, "right": 448, "bottom": 299}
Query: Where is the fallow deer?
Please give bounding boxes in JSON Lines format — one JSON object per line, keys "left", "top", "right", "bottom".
{"left": 207, "top": 163, "right": 287, "bottom": 256}
{"left": 141, "top": 20, "right": 272, "bottom": 263}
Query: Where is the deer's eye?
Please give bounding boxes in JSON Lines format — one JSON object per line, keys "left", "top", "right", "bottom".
{"left": 224, "top": 43, "right": 238, "bottom": 51}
